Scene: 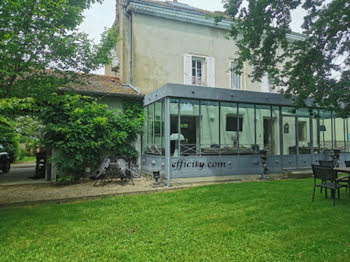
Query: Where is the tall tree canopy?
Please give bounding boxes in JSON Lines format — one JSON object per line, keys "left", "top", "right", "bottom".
{"left": 223, "top": 0, "right": 350, "bottom": 116}
{"left": 0, "top": 1, "right": 144, "bottom": 180}
{"left": 0, "top": 0, "right": 118, "bottom": 99}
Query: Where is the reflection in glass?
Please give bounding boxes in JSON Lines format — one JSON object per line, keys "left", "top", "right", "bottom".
{"left": 179, "top": 100, "right": 200, "bottom": 156}
{"left": 154, "top": 101, "right": 162, "bottom": 155}
{"left": 319, "top": 110, "right": 332, "bottom": 151}
{"left": 201, "top": 101, "right": 219, "bottom": 154}
{"left": 146, "top": 104, "right": 154, "bottom": 154}
{"left": 238, "top": 104, "right": 255, "bottom": 155}
{"left": 298, "top": 116, "right": 311, "bottom": 154}
{"left": 143, "top": 106, "right": 148, "bottom": 154}
{"left": 271, "top": 106, "right": 280, "bottom": 155}
{"left": 220, "top": 102, "right": 238, "bottom": 155}
{"left": 170, "top": 99, "right": 179, "bottom": 156}
{"left": 334, "top": 117, "right": 345, "bottom": 152}
{"left": 312, "top": 110, "right": 320, "bottom": 154}
{"left": 256, "top": 105, "right": 270, "bottom": 154}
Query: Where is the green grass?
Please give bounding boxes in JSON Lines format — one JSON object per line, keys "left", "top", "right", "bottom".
{"left": 0, "top": 179, "right": 349, "bottom": 262}
{"left": 14, "top": 156, "right": 36, "bottom": 164}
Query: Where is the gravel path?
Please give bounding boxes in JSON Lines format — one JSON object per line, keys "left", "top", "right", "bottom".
{"left": 0, "top": 174, "right": 286, "bottom": 207}
{"left": 0, "top": 177, "right": 163, "bottom": 206}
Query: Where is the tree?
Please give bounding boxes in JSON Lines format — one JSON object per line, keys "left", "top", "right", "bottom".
{"left": 0, "top": 1, "right": 143, "bottom": 181}
{"left": 0, "top": 95, "right": 144, "bottom": 181}
{"left": 223, "top": 0, "right": 350, "bottom": 116}
{"left": 0, "top": 0, "right": 119, "bottom": 99}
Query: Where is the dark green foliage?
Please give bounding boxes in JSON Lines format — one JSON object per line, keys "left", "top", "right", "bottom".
{"left": 223, "top": 0, "right": 350, "bottom": 116}
{"left": 0, "top": 0, "right": 119, "bottom": 99}
{"left": 206, "top": 12, "right": 225, "bottom": 25}
{"left": 37, "top": 94, "right": 143, "bottom": 180}
{"left": 0, "top": 1, "right": 130, "bottom": 179}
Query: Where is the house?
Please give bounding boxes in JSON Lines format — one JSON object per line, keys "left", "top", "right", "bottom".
{"left": 105, "top": 0, "right": 304, "bottom": 94}
{"left": 46, "top": 74, "right": 143, "bottom": 181}
{"left": 105, "top": 0, "right": 350, "bottom": 184}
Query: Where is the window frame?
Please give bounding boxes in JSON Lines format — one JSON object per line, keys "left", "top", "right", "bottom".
{"left": 230, "top": 61, "right": 242, "bottom": 90}
{"left": 192, "top": 56, "right": 206, "bottom": 86}
{"left": 226, "top": 115, "right": 243, "bottom": 132}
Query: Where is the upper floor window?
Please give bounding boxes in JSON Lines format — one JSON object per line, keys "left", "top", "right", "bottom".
{"left": 184, "top": 54, "right": 215, "bottom": 87}
{"left": 231, "top": 63, "right": 241, "bottom": 89}
{"left": 268, "top": 76, "right": 275, "bottom": 92}
{"left": 192, "top": 57, "right": 205, "bottom": 86}
{"left": 261, "top": 73, "right": 276, "bottom": 93}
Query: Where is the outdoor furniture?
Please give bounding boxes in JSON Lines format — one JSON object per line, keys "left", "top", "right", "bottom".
{"left": 92, "top": 156, "right": 139, "bottom": 186}
{"left": 319, "top": 160, "right": 334, "bottom": 168}
{"left": 311, "top": 165, "right": 344, "bottom": 206}
{"left": 333, "top": 166, "right": 350, "bottom": 194}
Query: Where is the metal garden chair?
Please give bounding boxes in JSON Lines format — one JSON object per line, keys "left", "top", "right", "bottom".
{"left": 311, "top": 165, "right": 346, "bottom": 206}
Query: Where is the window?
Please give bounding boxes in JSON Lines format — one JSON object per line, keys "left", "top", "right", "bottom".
{"left": 192, "top": 57, "right": 205, "bottom": 85}
{"left": 260, "top": 73, "right": 276, "bottom": 93}
{"left": 298, "top": 121, "right": 307, "bottom": 142}
{"left": 226, "top": 115, "right": 243, "bottom": 132}
{"left": 268, "top": 77, "right": 275, "bottom": 92}
{"left": 231, "top": 63, "right": 241, "bottom": 89}
{"left": 184, "top": 55, "right": 215, "bottom": 87}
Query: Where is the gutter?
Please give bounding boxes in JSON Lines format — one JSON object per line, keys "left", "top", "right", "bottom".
{"left": 123, "top": 3, "right": 141, "bottom": 95}
{"left": 126, "top": 0, "right": 306, "bottom": 41}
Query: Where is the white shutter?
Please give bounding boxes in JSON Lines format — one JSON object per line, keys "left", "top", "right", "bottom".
{"left": 206, "top": 57, "right": 215, "bottom": 87}
{"left": 184, "top": 54, "right": 192, "bottom": 85}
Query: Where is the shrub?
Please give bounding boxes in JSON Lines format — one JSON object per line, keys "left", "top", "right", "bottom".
{"left": 38, "top": 94, "right": 143, "bottom": 181}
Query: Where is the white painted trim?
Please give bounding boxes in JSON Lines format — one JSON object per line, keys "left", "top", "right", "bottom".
{"left": 229, "top": 60, "right": 242, "bottom": 90}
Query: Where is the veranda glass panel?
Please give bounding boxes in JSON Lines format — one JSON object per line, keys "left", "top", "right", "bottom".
{"left": 298, "top": 116, "right": 311, "bottom": 154}
{"left": 347, "top": 119, "right": 350, "bottom": 152}
{"left": 319, "top": 110, "right": 332, "bottom": 151}
{"left": 282, "top": 107, "right": 296, "bottom": 155}
{"left": 170, "top": 99, "right": 179, "bottom": 157}
{"left": 154, "top": 101, "right": 162, "bottom": 155}
{"left": 142, "top": 106, "right": 148, "bottom": 154}
{"left": 220, "top": 102, "right": 238, "bottom": 155}
{"left": 146, "top": 103, "right": 154, "bottom": 154}
{"left": 179, "top": 100, "right": 200, "bottom": 156}
{"left": 238, "top": 104, "right": 255, "bottom": 155}
{"left": 334, "top": 117, "right": 346, "bottom": 152}
{"left": 297, "top": 108, "right": 311, "bottom": 154}
{"left": 256, "top": 105, "right": 271, "bottom": 154}
{"left": 201, "top": 101, "right": 219, "bottom": 155}
{"left": 271, "top": 106, "right": 280, "bottom": 155}
{"left": 312, "top": 110, "right": 320, "bottom": 154}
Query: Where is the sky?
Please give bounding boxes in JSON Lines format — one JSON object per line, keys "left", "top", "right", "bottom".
{"left": 78, "top": 0, "right": 306, "bottom": 74}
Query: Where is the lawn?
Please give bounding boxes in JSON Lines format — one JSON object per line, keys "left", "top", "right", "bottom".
{"left": 0, "top": 179, "right": 349, "bottom": 262}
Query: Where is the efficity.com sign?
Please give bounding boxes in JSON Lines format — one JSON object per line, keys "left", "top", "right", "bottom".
{"left": 171, "top": 159, "right": 227, "bottom": 171}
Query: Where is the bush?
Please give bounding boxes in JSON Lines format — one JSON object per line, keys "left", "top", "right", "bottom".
{"left": 38, "top": 94, "right": 143, "bottom": 181}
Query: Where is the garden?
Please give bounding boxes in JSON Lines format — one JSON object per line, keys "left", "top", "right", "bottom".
{"left": 0, "top": 179, "right": 349, "bottom": 261}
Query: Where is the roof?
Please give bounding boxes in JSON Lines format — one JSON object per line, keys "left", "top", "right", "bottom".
{"left": 125, "top": 0, "right": 306, "bottom": 41}
{"left": 137, "top": 0, "right": 219, "bottom": 16}
{"left": 66, "top": 74, "right": 143, "bottom": 98}
{"left": 144, "top": 83, "right": 314, "bottom": 107}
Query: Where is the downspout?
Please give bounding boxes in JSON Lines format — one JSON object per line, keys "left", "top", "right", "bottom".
{"left": 123, "top": 4, "right": 140, "bottom": 95}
